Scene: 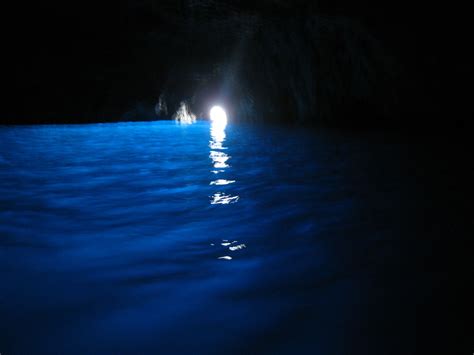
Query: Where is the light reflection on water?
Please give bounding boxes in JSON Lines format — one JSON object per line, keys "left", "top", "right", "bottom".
{"left": 210, "top": 192, "right": 240, "bottom": 205}
{"left": 210, "top": 179, "right": 235, "bottom": 185}
{"left": 209, "top": 151, "right": 229, "bottom": 168}
{"left": 209, "top": 119, "right": 239, "bottom": 206}
{"left": 209, "top": 119, "right": 242, "bottom": 259}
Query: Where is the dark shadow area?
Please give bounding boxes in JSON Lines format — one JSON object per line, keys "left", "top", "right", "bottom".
{"left": 1, "top": 1, "right": 471, "bottom": 130}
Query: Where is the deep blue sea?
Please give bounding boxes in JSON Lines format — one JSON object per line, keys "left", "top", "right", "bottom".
{"left": 0, "top": 121, "right": 463, "bottom": 354}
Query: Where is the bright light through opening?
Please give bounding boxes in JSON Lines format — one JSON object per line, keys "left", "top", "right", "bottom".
{"left": 210, "top": 106, "right": 227, "bottom": 126}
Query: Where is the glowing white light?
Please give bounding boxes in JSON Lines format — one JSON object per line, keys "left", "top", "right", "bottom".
{"left": 218, "top": 256, "right": 232, "bottom": 260}
{"left": 210, "top": 179, "right": 235, "bottom": 186}
{"left": 210, "top": 193, "right": 239, "bottom": 205}
{"left": 209, "top": 151, "right": 229, "bottom": 168}
{"left": 210, "top": 106, "right": 227, "bottom": 127}
{"left": 229, "top": 243, "right": 246, "bottom": 251}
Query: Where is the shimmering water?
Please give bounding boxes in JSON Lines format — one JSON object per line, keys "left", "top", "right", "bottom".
{"left": 0, "top": 121, "right": 457, "bottom": 354}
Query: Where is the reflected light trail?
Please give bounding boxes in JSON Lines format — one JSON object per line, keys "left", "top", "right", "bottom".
{"left": 210, "top": 179, "right": 235, "bottom": 186}
{"left": 210, "top": 193, "right": 239, "bottom": 204}
{"left": 229, "top": 243, "right": 246, "bottom": 251}
{"left": 209, "top": 121, "right": 227, "bottom": 150}
{"left": 209, "top": 109, "right": 231, "bottom": 174}
{"left": 209, "top": 151, "right": 229, "bottom": 168}
{"left": 208, "top": 108, "right": 240, "bottom": 206}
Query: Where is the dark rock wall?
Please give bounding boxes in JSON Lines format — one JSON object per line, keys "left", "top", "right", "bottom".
{"left": 3, "top": 0, "right": 468, "bottom": 127}
{"left": 152, "top": 2, "right": 399, "bottom": 127}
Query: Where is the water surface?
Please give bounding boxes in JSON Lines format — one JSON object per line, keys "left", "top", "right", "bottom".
{"left": 0, "top": 121, "right": 450, "bottom": 354}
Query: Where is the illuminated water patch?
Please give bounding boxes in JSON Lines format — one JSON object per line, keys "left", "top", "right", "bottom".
{"left": 210, "top": 179, "right": 235, "bottom": 186}
{"left": 210, "top": 193, "right": 239, "bottom": 205}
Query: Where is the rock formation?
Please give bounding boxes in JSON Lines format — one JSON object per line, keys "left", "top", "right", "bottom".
{"left": 3, "top": 0, "right": 467, "bottom": 128}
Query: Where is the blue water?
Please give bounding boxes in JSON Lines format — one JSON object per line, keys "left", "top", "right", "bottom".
{"left": 0, "top": 121, "right": 442, "bottom": 354}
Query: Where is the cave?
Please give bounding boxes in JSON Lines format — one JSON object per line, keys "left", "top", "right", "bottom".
{"left": 3, "top": 0, "right": 470, "bottom": 129}
{"left": 0, "top": 1, "right": 471, "bottom": 355}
